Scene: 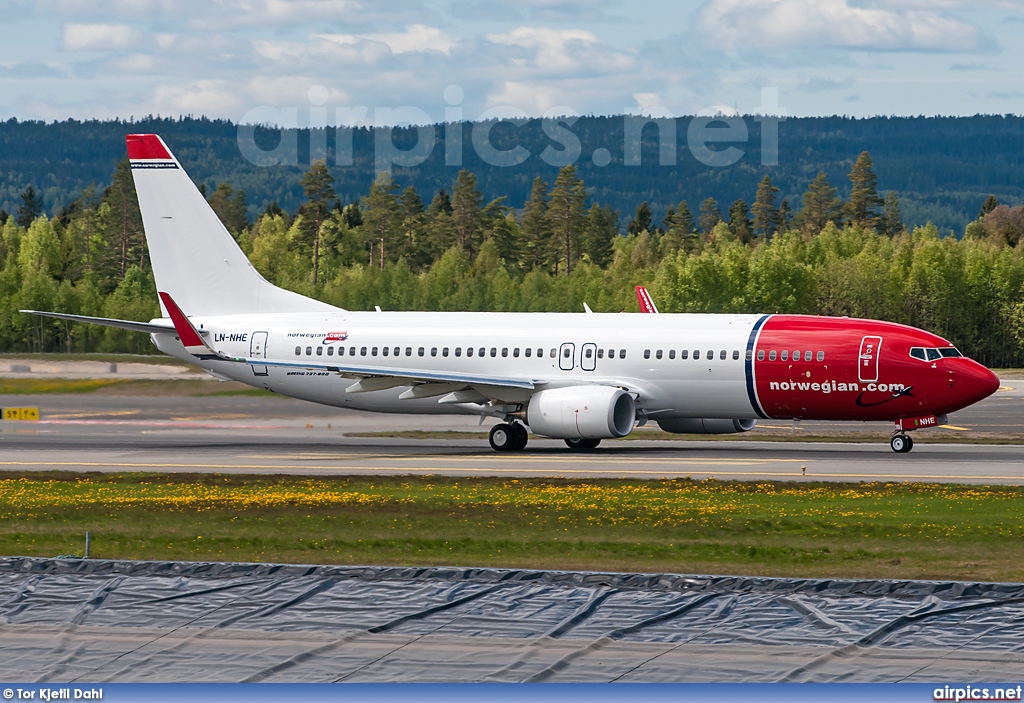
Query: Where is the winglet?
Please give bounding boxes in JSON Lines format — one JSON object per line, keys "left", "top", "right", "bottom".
{"left": 636, "top": 286, "right": 659, "bottom": 313}
{"left": 159, "top": 291, "right": 228, "bottom": 360}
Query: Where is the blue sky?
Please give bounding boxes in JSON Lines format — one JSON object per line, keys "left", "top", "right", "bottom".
{"left": 1, "top": 0, "right": 1022, "bottom": 124}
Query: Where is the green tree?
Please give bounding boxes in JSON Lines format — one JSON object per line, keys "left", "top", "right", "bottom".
{"left": 728, "top": 199, "right": 752, "bottom": 244}
{"left": 979, "top": 195, "right": 999, "bottom": 219}
{"left": 361, "top": 172, "right": 401, "bottom": 269}
{"left": 208, "top": 182, "right": 249, "bottom": 238}
{"left": 546, "top": 165, "right": 587, "bottom": 275}
{"left": 299, "top": 160, "right": 335, "bottom": 286}
{"left": 628, "top": 201, "right": 653, "bottom": 235}
{"left": 797, "top": 172, "right": 843, "bottom": 235}
{"left": 699, "top": 197, "right": 722, "bottom": 238}
{"left": 16, "top": 185, "right": 43, "bottom": 229}
{"left": 451, "top": 169, "right": 484, "bottom": 254}
{"left": 95, "top": 156, "right": 145, "bottom": 284}
{"left": 583, "top": 203, "right": 617, "bottom": 268}
{"left": 520, "top": 177, "right": 550, "bottom": 271}
{"left": 751, "top": 175, "right": 780, "bottom": 240}
{"left": 883, "top": 191, "right": 903, "bottom": 236}
{"left": 846, "top": 151, "right": 884, "bottom": 230}
{"left": 778, "top": 197, "right": 792, "bottom": 232}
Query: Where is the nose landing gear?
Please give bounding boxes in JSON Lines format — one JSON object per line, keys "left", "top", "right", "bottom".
{"left": 489, "top": 422, "right": 529, "bottom": 452}
{"left": 890, "top": 433, "right": 914, "bottom": 453}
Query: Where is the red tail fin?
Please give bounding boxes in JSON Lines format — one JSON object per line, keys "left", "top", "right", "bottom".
{"left": 636, "top": 286, "right": 659, "bottom": 313}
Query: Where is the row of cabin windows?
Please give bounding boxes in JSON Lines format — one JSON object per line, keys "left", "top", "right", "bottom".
{"left": 293, "top": 345, "right": 630, "bottom": 359}
{"left": 644, "top": 349, "right": 741, "bottom": 361}
{"left": 757, "top": 349, "right": 826, "bottom": 362}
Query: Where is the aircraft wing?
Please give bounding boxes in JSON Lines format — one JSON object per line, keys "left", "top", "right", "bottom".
{"left": 19, "top": 310, "right": 175, "bottom": 335}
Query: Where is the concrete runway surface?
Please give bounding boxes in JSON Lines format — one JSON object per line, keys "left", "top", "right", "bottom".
{"left": 0, "top": 383, "right": 1022, "bottom": 484}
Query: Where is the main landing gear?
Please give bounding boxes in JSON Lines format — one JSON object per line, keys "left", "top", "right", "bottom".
{"left": 489, "top": 422, "right": 529, "bottom": 452}
{"left": 890, "top": 433, "right": 914, "bottom": 453}
{"left": 564, "top": 438, "right": 601, "bottom": 450}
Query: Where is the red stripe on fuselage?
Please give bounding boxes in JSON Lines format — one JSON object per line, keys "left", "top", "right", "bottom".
{"left": 752, "top": 315, "right": 998, "bottom": 421}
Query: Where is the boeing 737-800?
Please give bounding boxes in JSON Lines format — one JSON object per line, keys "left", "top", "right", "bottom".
{"left": 22, "top": 135, "right": 1000, "bottom": 453}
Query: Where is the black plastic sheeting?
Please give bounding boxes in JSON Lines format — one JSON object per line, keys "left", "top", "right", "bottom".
{"left": 2, "top": 557, "right": 1023, "bottom": 682}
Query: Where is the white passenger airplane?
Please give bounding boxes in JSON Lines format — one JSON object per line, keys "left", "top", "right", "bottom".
{"left": 23, "top": 135, "right": 999, "bottom": 453}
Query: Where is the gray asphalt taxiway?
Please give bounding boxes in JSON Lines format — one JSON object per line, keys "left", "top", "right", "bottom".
{"left": 1, "top": 383, "right": 1022, "bottom": 484}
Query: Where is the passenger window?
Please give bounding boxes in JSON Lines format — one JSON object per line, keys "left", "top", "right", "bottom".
{"left": 585, "top": 348, "right": 592, "bottom": 358}
{"left": 525, "top": 348, "right": 532, "bottom": 357}
{"left": 693, "top": 350, "right": 700, "bottom": 360}
{"left": 720, "top": 350, "right": 727, "bottom": 360}
{"left": 781, "top": 350, "right": 788, "bottom": 361}
{"left": 669, "top": 350, "right": 675, "bottom": 359}
{"left": 455, "top": 347, "right": 462, "bottom": 357}
{"left": 430, "top": 347, "right": 437, "bottom": 357}
{"left": 732, "top": 350, "right": 739, "bottom": 360}
{"left": 327, "top": 347, "right": 334, "bottom": 356}
{"left": 350, "top": 347, "right": 356, "bottom": 356}
{"left": 339, "top": 347, "right": 345, "bottom": 356}
{"left": 406, "top": 347, "right": 412, "bottom": 356}
{"left": 480, "top": 347, "right": 486, "bottom": 357}
{"left": 757, "top": 350, "right": 765, "bottom": 361}
{"left": 501, "top": 348, "right": 508, "bottom": 357}
{"left": 392, "top": 347, "right": 399, "bottom": 356}
{"left": 644, "top": 350, "right": 651, "bottom": 359}
{"left": 562, "top": 348, "right": 571, "bottom": 358}
{"left": 467, "top": 347, "right": 474, "bottom": 357}
{"left": 294, "top": 346, "right": 301, "bottom": 356}
{"left": 491, "top": 348, "right": 498, "bottom": 357}
{"left": 443, "top": 348, "right": 450, "bottom": 357}
{"left": 306, "top": 347, "right": 312, "bottom": 355}
{"left": 620, "top": 350, "right": 627, "bottom": 359}
{"left": 745, "top": 350, "right": 752, "bottom": 361}
{"left": 513, "top": 348, "right": 520, "bottom": 357}
{"left": 792, "top": 351, "right": 800, "bottom": 361}
{"left": 816, "top": 351, "right": 824, "bottom": 362}
{"left": 382, "top": 347, "right": 388, "bottom": 356}
{"left": 805, "top": 350, "right": 812, "bottom": 362}
{"left": 360, "top": 347, "right": 367, "bottom": 356}
{"left": 707, "top": 350, "right": 713, "bottom": 360}
{"left": 656, "top": 350, "right": 663, "bottom": 360}
{"left": 372, "top": 347, "right": 378, "bottom": 356}
{"left": 926, "top": 348, "right": 942, "bottom": 361}
{"left": 768, "top": 350, "right": 776, "bottom": 361}
{"left": 418, "top": 347, "right": 424, "bottom": 356}
{"left": 680, "top": 349, "right": 688, "bottom": 360}
{"left": 550, "top": 349, "right": 556, "bottom": 358}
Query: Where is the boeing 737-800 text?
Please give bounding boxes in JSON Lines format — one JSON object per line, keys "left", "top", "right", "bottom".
{"left": 22, "top": 135, "right": 1000, "bottom": 453}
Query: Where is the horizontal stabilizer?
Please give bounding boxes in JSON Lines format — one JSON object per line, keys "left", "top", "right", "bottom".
{"left": 19, "top": 310, "right": 175, "bottom": 335}
{"left": 158, "top": 292, "right": 234, "bottom": 361}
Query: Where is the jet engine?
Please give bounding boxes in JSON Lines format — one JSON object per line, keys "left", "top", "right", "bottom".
{"left": 657, "top": 418, "right": 757, "bottom": 434}
{"left": 527, "top": 386, "right": 636, "bottom": 439}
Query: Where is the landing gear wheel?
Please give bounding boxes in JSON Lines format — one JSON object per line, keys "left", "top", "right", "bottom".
{"left": 489, "top": 423, "right": 516, "bottom": 452}
{"left": 565, "top": 438, "right": 601, "bottom": 450}
{"left": 890, "top": 434, "right": 913, "bottom": 453}
{"left": 512, "top": 423, "right": 529, "bottom": 451}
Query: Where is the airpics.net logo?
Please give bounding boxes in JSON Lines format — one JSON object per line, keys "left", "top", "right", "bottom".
{"left": 934, "top": 685, "right": 1023, "bottom": 701}
{"left": 235, "top": 85, "right": 786, "bottom": 174}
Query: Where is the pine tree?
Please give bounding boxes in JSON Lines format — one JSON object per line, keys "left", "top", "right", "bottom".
{"left": 797, "top": 172, "right": 843, "bottom": 234}
{"left": 668, "top": 199, "right": 699, "bottom": 254}
{"left": 0, "top": 210, "right": 8, "bottom": 226}
{"left": 546, "top": 165, "right": 587, "bottom": 275}
{"left": 846, "top": 151, "right": 884, "bottom": 231}
{"left": 628, "top": 201, "right": 653, "bottom": 235}
{"left": 400, "top": 185, "right": 428, "bottom": 269}
{"left": 361, "top": 172, "right": 400, "bottom": 269}
{"left": 299, "top": 160, "right": 335, "bottom": 285}
{"left": 264, "top": 201, "right": 285, "bottom": 219}
{"left": 451, "top": 169, "right": 484, "bottom": 254}
{"left": 583, "top": 203, "right": 617, "bottom": 268}
{"left": 751, "top": 175, "right": 780, "bottom": 240}
{"left": 98, "top": 156, "right": 145, "bottom": 282}
{"left": 17, "top": 185, "right": 43, "bottom": 229}
{"left": 728, "top": 199, "right": 752, "bottom": 243}
{"left": 778, "top": 197, "right": 792, "bottom": 232}
{"left": 520, "top": 177, "right": 550, "bottom": 271}
{"left": 979, "top": 195, "right": 999, "bottom": 220}
{"left": 341, "top": 202, "right": 363, "bottom": 229}
{"left": 883, "top": 191, "right": 903, "bottom": 236}
{"left": 661, "top": 204, "right": 676, "bottom": 233}
{"left": 208, "top": 182, "right": 249, "bottom": 238}
{"left": 698, "top": 197, "right": 722, "bottom": 237}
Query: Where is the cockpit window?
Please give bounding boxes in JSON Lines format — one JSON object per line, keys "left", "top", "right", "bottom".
{"left": 910, "top": 347, "right": 926, "bottom": 361}
{"left": 939, "top": 347, "right": 962, "bottom": 358}
{"left": 926, "top": 348, "right": 942, "bottom": 361}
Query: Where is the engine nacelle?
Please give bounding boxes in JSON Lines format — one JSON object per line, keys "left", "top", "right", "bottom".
{"left": 527, "top": 386, "right": 636, "bottom": 439}
{"left": 657, "top": 418, "right": 757, "bottom": 434}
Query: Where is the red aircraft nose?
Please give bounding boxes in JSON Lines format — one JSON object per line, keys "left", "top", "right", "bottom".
{"left": 957, "top": 361, "right": 1000, "bottom": 407}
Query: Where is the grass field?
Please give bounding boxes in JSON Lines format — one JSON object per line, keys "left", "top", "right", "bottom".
{"left": 0, "top": 378, "right": 274, "bottom": 396}
{"left": 2, "top": 471, "right": 1022, "bottom": 581}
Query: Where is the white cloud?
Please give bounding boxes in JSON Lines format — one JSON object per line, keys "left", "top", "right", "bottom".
{"left": 486, "top": 27, "right": 633, "bottom": 74}
{"left": 363, "top": 25, "right": 458, "bottom": 55}
{"left": 695, "top": 0, "right": 987, "bottom": 52}
{"left": 62, "top": 23, "right": 142, "bottom": 51}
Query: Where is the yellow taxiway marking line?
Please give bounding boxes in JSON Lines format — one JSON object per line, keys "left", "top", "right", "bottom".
{"left": 939, "top": 424, "right": 971, "bottom": 431}
{"left": 997, "top": 386, "right": 1014, "bottom": 392}
{"left": 0, "top": 461, "right": 1022, "bottom": 482}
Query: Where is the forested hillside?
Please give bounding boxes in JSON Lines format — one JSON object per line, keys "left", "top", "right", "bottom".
{"left": 1, "top": 114, "right": 1023, "bottom": 235}
{"left": 2, "top": 147, "right": 1024, "bottom": 367}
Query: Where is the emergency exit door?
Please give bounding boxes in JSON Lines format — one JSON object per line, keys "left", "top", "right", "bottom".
{"left": 858, "top": 336, "right": 882, "bottom": 383}
{"left": 251, "top": 331, "right": 269, "bottom": 376}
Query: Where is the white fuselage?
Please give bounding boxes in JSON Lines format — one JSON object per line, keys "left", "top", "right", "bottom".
{"left": 153, "top": 311, "right": 764, "bottom": 420}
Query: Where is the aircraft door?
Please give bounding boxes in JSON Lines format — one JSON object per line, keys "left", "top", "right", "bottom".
{"left": 559, "top": 342, "right": 575, "bottom": 371}
{"left": 251, "top": 331, "right": 269, "bottom": 376}
{"left": 581, "top": 343, "right": 597, "bottom": 371}
{"left": 858, "top": 335, "right": 882, "bottom": 383}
